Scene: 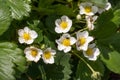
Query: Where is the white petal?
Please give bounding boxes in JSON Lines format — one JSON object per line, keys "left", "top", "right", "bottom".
{"left": 88, "top": 56, "right": 97, "bottom": 61}
{"left": 70, "top": 37, "right": 76, "bottom": 45}
{"left": 93, "top": 16, "right": 98, "bottom": 22}
{"left": 26, "top": 39, "right": 34, "bottom": 44}
{"left": 51, "top": 50, "right": 56, "bottom": 55}
{"left": 30, "top": 30, "right": 38, "bottom": 38}
{"left": 24, "top": 27, "right": 30, "bottom": 33}
{"left": 105, "top": 2, "right": 111, "bottom": 10}
{"left": 34, "top": 55, "right": 41, "bottom": 62}
{"left": 85, "top": 12, "right": 94, "bottom": 16}
{"left": 43, "top": 56, "right": 54, "bottom": 64}
{"left": 38, "top": 49, "right": 43, "bottom": 55}
{"left": 92, "top": 6, "right": 98, "bottom": 14}
{"left": 55, "top": 19, "right": 61, "bottom": 27}
{"left": 55, "top": 27, "right": 62, "bottom": 33}
{"left": 62, "top": 33, "right": 70, "bottom": 38}
{"left": 81, "top": 43, "right": 88, "bottom": 51}
{"left": 94, "top": 48, "right": 100, "bottom": 56}
{"left": 26, "top": 55, "right": 34, "bottom": 61}
{"left": 18, "top": 29, "right": 24, "bottom": 36}
{"left": 18, "top": 37, "right": 25, "bottom": 44}
{"left": 79, "top": 6, "right": 85, "bottom": 14}
{"left": 89, "top": 43, "right": 96, "bottom": 48}
{"left": 87, "top": 36, "right": 94, "bottom": 43}
{"left": 62, "top": 28, "right": 70, "bottom": 33}
{"left": 76, "top": 31, "right": 88, "bottom": 39}
{"left": 67, "top": 19, "right": 72, "bottom": 28}
{"left": 83, "top": 51, "right": 89, "bottom": 58}
{"left": 61, "top": 15, "right": 68, "bottom": 21}
{"left": 64, "top": 46, "right": 71, "bottom": 53}
{"left": 58, "top": 44, "right": 65, "bottom": 51}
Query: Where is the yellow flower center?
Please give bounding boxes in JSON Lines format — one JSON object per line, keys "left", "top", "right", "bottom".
{"left": 44, "top": 51, "right": 51, "bottom": 59}
{"left": 86, "top": 48, "right": 93, "bottom": 56}
{"left": 31, "top": 49, "right": 38, "bottom": 57}
{"left": 60, "top": 21, "right": 68, "bottom": 29}
{"left": 79, "top": 37, "right": 86, "bottom": 45}
{"left": 85, "top": 6, "right": 92, "bottom": 13}
{"left": 62, "top": 38, "right": 70, "bottom": 46}
{"left": 23, "top": 32, "right": 31, "bottom": 40}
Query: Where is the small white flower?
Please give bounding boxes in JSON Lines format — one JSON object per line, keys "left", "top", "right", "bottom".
{"left": 79, "top": 2, "right": 98, "bottom": 16}
{"left": 42, "top": 48, "right": 56, "bottom": 64}
{"left": 76, "top": 31, "right": 94, "bottom": 51}
{"left": 55, "top": 15, "right": 72, "bottom": 33}
{"left": 56, "top": 33, "right": 76, "bottom": 53}
{"left": 24, "top": 46, "right": 43, "bottom": 62}
{"left": 18, "top": 27, "right": 38, "bottom": 44}
{"left": 98, "top": 2, "right": 111, "bottom": 14}
{"left": 85, "top": 16, "right": 98, "bottom": 30}
{"left": 83, "top": 43, "right": 100, "bottom": 61}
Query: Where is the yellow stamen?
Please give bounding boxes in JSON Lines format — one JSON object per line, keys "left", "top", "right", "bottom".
{"left": 31, "top": 49, "right": 38, "bottom": 57}
{"left": 79, "top": 37, "right": 86, "bottom": 45}
{"left": 85, "top": 6, "right": 92, "bottom": 13}
{"left": 44, "top": 51, "right": 51, "bottom": 59}
{"left": 23, "top": 32, "right": 31, "bottom": 40}
{"left": 86, "top": 48, "right": 93, "bottom": 56}
{"left": 60, "top": 21, "right": 68, "bottom": 29}
{"left": 62, "top": 38, "right": 70, "bottom": 46}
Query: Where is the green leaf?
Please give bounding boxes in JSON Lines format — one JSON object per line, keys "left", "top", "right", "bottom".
{"left": 75, "top": 61, "right": 92, "bottom": 80}
{"left": 90, "top": 0, "right": 107, "bottom": 8}
{"left": 6, "top": 0, "right": 31, "bottom": 20}
{"left": 52, "top": 4, "right": 75, "bottom": 16}
{"left": 55, "top": 52, "right": 72, "bottom": 80}
{"left": 45, "top": 15, "right": 58, "bottom": 34}
{"left": 92, "top": 10, "right": 117, "bottom": 39}
{"left": 0, "top": 42, "right": 26, "bottom": 80}
{"left": 101, "top": 51, "right": 120, "bottom": 74}
{"left": 112, "top": 9, "right": 120, "bottom": 26}
{"left": 42, "top": 64, "right": 64, "bottom": 80}
{"left": 0, "top": 1, "right": 12, "bottom": 36}
{"left": 35, "top": 30, "right": 43, "bottom": 44}
{"left": 38, "top": 0, "right": 54, "bottom": 8}
{"left": 81, "top": 0, "right": 107, "bottom": 8}
{"left": 98, "top": 33, "right": 120, "bottom": 52}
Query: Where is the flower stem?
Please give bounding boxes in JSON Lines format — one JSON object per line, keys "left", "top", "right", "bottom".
{"left": 72, "top": 52, "right": 95, "bottom": 73}
{"left": 71, "top": 27, "right": 88, "bottom": 36}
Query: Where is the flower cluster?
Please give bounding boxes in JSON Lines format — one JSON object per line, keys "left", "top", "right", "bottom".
{"left": 18, "top": 27, "right": 56, "bottom": 64}
{"left": 54, "top": 1, "right": 112, "bottom": 61}
{"left": 79, "top": 1, "right": 111, "bottom": 30}
{"left": 55, "top": 16, "right": 100, "bottom": 61}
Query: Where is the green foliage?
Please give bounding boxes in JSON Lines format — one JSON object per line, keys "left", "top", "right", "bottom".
{"left": 101, "top": 51, "right": 120, "bottom": 74}
{"left": 6, "top": 0, "right": 31, "bottom": 20}
{"left": 0, "top": 42, "right": 26, "bottom": 80}
{"left": 92, "top": 10, "right": 117, "bottom": 39}
{"left": 112, "top": 9, "right": 120, "bottom": 26}
{"left": 55, "top": 52, "right": 72, "bottom": 80}
{"left": 0, "top": 0, "right": 30, "bottom": 35}
{"left": 0, "top": 0, "right": 120, "bottom": 80}
{"left": 81, "top": 0, "right": 107, "bottom": 7}
{"left": 0, "top": 1, "right": 12, "bottom": 36}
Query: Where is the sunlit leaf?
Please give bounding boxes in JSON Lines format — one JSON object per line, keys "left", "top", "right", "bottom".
{"left": 0, "top": 1, "right": 12, "bottom": 36}
{"left": 101, "top": 51, "right": 120, "bottom": 74}
{"left": 0, "top": 42, "right": 26, "bottom": 80}
{"left": 7, "top": 0, "right": 31, "bottom": 20}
